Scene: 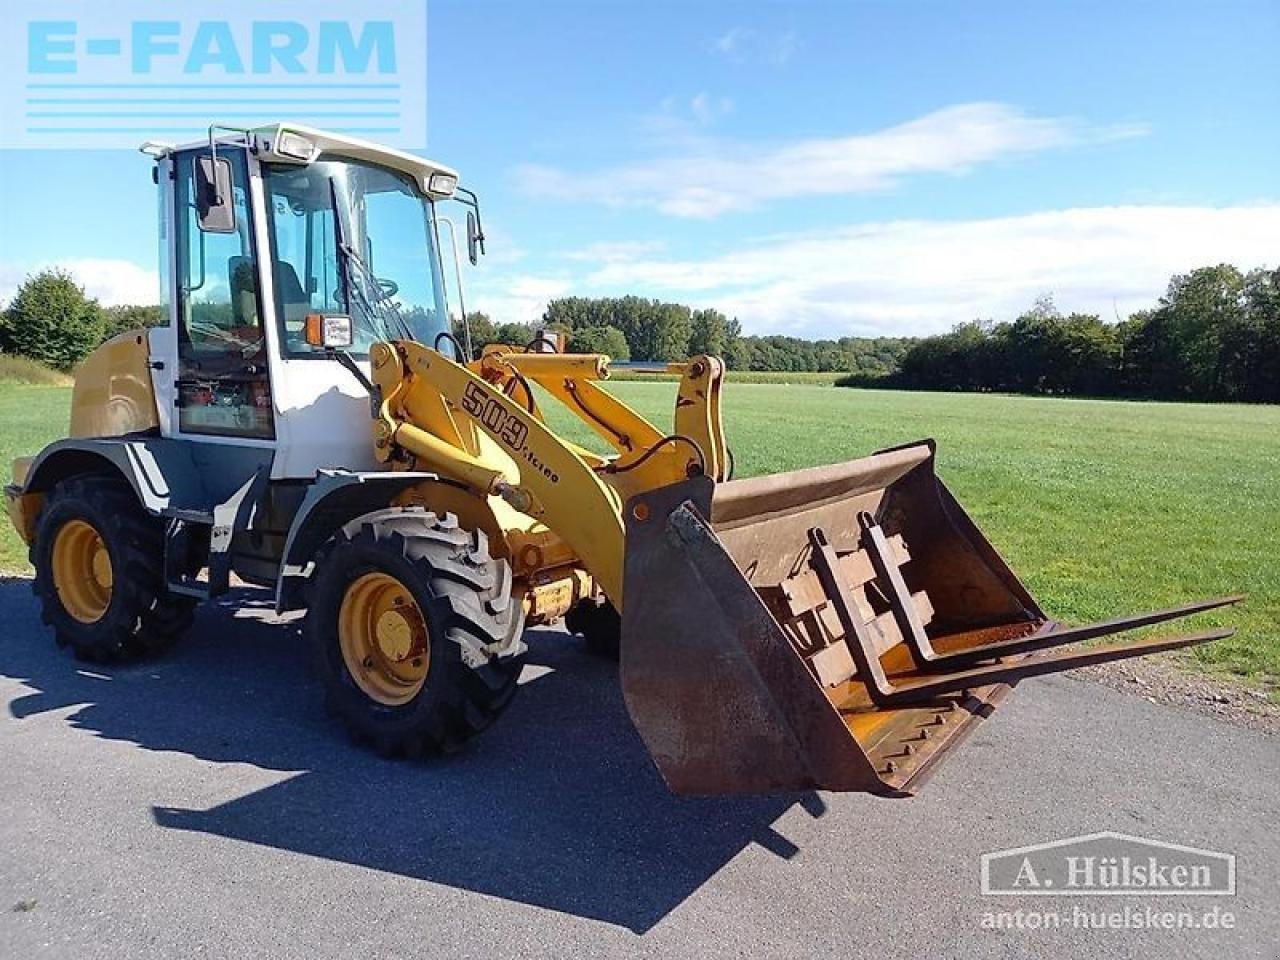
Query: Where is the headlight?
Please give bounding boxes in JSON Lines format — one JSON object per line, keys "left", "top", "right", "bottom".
{"left": 427, "top": 172, "right": 458, "bottom": 196}
{"left": 304, "top": 313, "right": 354, "bottom": 349}
{"left": 275, "top": 131, "right": 317, "bottom": 162}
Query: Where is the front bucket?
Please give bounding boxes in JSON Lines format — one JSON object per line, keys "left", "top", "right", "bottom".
{"left": 618, "top": 440, "right": 1236, "bottom": 797}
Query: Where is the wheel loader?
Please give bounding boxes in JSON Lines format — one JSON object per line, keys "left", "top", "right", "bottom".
{"left": 5, "top": 123, "right": 1240, "bottom": 796}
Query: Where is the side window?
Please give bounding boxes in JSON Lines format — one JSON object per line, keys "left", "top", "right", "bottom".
{"left": 267, "top": 187, "right": 343, "bottom": 356}
{"left": 174, "top": 149, "right": 274, "bottom": 439}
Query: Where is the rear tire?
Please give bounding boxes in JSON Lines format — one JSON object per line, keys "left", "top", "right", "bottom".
{"left": 32, "top": 475, "right": 196, "bottom": 661}
{"left": 306, "top": 507, "right": 526, "bottom": 757}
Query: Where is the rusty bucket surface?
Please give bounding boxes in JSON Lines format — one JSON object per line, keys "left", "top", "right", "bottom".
{"left": 618, "top": 440, "right": 1238, "bottom": 797}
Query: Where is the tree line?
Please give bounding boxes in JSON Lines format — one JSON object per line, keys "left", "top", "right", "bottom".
{"left": 458, "top": 295, "right": 912, "bottom": 378}
{"left": 4, "top": 263, "right": 1277, "bottom": 403}
{"left": 0, "top": 270, "right": 164, "bottom": 371}
{"left": 842, "top": 265, "right": 1280, "bottom": 403}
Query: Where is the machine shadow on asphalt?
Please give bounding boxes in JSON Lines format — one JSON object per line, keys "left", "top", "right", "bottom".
{"left": 0, "top": 580, "right": 826, "bottom": 933}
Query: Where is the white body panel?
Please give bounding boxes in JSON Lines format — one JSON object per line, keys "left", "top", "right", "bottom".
{"left": 269, "top": 356, "right": 381, "bottom": 476}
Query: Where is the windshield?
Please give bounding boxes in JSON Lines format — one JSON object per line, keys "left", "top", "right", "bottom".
{"left": 262, "top": 158, "right": 452, "bottom": 357}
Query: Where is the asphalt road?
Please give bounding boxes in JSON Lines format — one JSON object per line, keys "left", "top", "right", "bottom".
{"left": 1, "top": 579, "right": 1276, "bottom": 959}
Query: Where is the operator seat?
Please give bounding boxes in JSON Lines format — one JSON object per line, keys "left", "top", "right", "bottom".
{"left": 272, "top": 261, "right": 313, "bottom": 351}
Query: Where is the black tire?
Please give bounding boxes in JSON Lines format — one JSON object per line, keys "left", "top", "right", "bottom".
{"left": 306, "top": 507, "right": 526, "bottom": 757}
{"left": 32, "top": 475, "right": 196, "bottom": 662}
{"left": 565, "top": 596, "right": 621, "bottom": 660}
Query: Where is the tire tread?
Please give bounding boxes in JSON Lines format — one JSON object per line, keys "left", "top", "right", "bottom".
{"left": 31, "top": 475, "right": 195, "bottom": 661}
{"left": 307, "top": 508, "right": 525, "bottom": 757}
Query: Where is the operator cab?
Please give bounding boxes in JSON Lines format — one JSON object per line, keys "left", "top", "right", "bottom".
{"left": 144, "top": 124, "right": 481, "bottom": 478}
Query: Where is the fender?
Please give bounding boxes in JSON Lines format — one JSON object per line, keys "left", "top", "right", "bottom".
{"left": 9, "top": 439, "right": 272, "bottom": 586}
{"left": 19, "top": 437, "right": 271, "bottom": 515}
{"left": 274, "top": 469, "right": 441, "bottom": 612}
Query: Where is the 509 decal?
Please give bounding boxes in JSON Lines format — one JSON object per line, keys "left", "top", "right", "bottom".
{"left": 460, "top": 381, "right": 560, "bottom": 484}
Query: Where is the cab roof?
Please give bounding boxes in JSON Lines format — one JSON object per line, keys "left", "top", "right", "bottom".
{"left": 142, "top": 122, "right": 460, "bottom": 199}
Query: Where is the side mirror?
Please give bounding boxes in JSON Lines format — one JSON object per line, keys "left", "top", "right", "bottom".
{"left": 195, "top": 156, "right": 236, "bottom": 233}
{"left": 304, "top": 313, "right": 354, "bottom": 350}
{"left": 466, "top": 210, "right": 483, "bottom": 265}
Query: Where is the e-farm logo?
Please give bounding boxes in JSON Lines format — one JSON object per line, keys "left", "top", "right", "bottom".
{"left": 0, "top": 1, "right": 426, "bottom": 150}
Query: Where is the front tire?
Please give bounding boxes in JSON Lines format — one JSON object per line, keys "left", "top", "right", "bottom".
{"left": 32, "top": 475, "right": 196, "bottom": 661}
{"left": 306, "top": 508, "right": 525, "bottom": 757}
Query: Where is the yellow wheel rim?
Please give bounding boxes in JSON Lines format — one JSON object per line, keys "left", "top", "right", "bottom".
{"left": 338, "top": 571, "right": 431, "bottom": 706}
{"left": 51, "top": 518, "right": 114, "bottom": 624}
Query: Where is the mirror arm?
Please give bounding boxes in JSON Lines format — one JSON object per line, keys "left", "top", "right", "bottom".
{"left": 437, "top": 216, "right": 472, "bottom": 360}
{"left": 203, "top": 124, "right": 251, "bottom": 208}
{"left": 456, "top": 186, "right": 486, "bottom": 256}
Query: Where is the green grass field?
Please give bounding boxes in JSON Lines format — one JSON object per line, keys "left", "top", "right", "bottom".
{"left": 3, "top": 380, "right": 1277, "bottom": 689}
{"left": 609, "top": 369, "right": 844, "bottom": 385}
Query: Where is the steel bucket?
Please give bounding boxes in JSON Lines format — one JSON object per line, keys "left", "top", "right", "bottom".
{"left": 618, "top": 440, "right": 1236, "bottom": 796}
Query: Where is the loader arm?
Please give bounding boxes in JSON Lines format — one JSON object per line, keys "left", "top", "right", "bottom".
{"left": 369, "top": 340, "right": 726, "bottom": 605}
{"left": 474, "top": 346, "right": 731, "bottom": 496}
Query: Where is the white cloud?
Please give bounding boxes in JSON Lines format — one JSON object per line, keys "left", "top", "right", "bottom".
{"left": 714, "top": 27, "right": 799, "bottom": 65}
{"left": 775, "top": 31, "right": 799, "bottom": 65}
{"left": 469, "top": 273, "right": 572, "bottom": 327}
{"left": 0, "top": 258, "right": 159, "bottom": 308}
{"left": 644, "top": 94, "right": 734, "bottom": 141}
{"left": 566, "top": 240, "right": 667, "bottom": 263}
{"left": 575, "top": 204, "right": 1280, "bottom": 337}
{"left": 714, "top": 26, "right": 748, "bottom": 55}
{"left": 456, "top": 216, "right": 527, "bottom": 267}
{"left": 514, "top": 103, "right": 1145, "bottom": 219}
{"left": 689, "top": 92, "right": 734, "bottom": 126}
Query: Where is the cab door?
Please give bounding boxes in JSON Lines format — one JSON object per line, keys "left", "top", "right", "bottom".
{"left": 165, "top": 147, "right": 275, "bottom": 443}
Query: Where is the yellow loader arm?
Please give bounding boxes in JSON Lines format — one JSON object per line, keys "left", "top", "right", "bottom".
{"left": 368, "top": 340, "right": 726, "bottom": 605}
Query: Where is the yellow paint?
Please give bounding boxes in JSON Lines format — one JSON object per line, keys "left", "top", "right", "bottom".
{"left": 385, "top": 341, "right": 628, "bottom": 602}
{"left": 530, "top": 371, "right": 664, "bottom": 456}
{"left": 392, "top": 420, "right": 513, "bottom": 494}
{"left": 6, "top": 458, "right": 41, "bottom": 544}
{"left": 392, "top": 477, "right": 582, "bottom": 602}
{"left": 478, "top": 346, "right": 715, "bottom": 501}
{"left": 51, "top": 518, "right": 113, "bottom": 623}
{"left": 69, "top": 330, "right": 159, "bottom": 439}
{"left": 490, "top": 351, "right": 610, "bottom": 380}
{"left": 523, "top": 567, "right": 593, "bottom": 625}
{"left": 338, "top": 571, "right": 430, "bottom": 706}
{"left": 11, "top": 457, "right": 32, "bottom": 487}
{"left": 371, "top": 340, "right": 731, "bottom": 611}
{"left": 673, "top": 356, "right": 729, "bottom": 481}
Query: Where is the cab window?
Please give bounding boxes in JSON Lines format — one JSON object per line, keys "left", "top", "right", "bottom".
{"left": 173, "top": 148, "right": 274, "bottom": 439}
{"left": 265, "top": 176, "right": 345, "bottom": 356}
{"left": 262, "top": 159, "right": 452, "bottom": 358}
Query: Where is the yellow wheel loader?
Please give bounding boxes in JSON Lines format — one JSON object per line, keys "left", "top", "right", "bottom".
{"left": 5, "top": 124, "right": 1240, "bottom": 795}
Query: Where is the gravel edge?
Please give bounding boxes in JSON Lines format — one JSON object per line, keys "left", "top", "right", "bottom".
{"left": 1070, "top": 656, "right": 1280, "bottom": 736}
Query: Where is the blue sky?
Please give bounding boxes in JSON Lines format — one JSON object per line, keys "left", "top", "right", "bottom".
{"left": 1, "top": 0, "right": 1278, "bottom": 337}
